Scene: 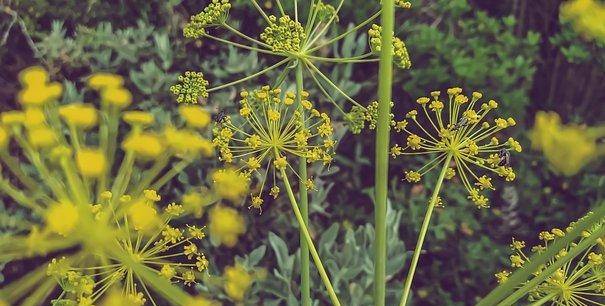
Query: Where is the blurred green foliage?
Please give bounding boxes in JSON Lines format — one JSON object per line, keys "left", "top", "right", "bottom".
{"left": 0, "top": 0, "right": 604, "bottom": 305}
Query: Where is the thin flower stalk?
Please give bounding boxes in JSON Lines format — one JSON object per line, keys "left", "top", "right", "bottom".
{"left": 393, "top": 89, "right": 522, "bottom": 306}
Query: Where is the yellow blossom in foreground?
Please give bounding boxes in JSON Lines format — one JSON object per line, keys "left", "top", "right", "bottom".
{"left": 208, "top": 205, "right": 246, "bottom": 247}
{"left": 76, "top": 148, "right": 107, "bottom": 177}
{"left": 223, "top": 264, "right": 254, "bottom": 302}
{"left": 101, "top": 87, "right": 132, "bottom": 108}
{"left": 179, "top": 105, "right": 211, "bottom": 128}
{"left": 59, "top": 104, "right": 98, "bottom": 129}
{"left": 46, "top": 202, "right": 79, "bottom": 236}
{"left": 122, "top": 132, "right": 165, "bottom": 159}
{"left": 560, "top": 0, "right": 605, "bottom": 42}
{"left": 87, "top": 72, "right": 124, "bottom": 90}
{"left": 211, "top": 168, "right": 249, "bottom": 203}
{"left": 529, "top": 111, "right": 605, "bottom": 176}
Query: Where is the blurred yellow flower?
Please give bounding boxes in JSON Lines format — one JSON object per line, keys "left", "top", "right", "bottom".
{"left": 179, "top": 105, "right": 211, "bottom": 128}
{"left": 529, "top": 111, "right": 605, "bottom": 176}
{"left": 17, "top": 66, "right": 63, "bottom": 106}
{"left": 27, "top": 126, "right": 57, "bottom": 148}
{"left": 46, "top": 202, "right": 79, "bottom": 236}
{"left": 122, "top": 132, "right": 165, "bottom": 159}
{"left": 211, "top": 168, "right": 249, "bottom": 203}
{"left": 223, "top": 264, "right": 253, "bottom": 302}
{"left": 0, "top": 126, "right": 8, "bottom": 148}
{"left": 76, "top": 148, "right": 107, "bottom": 177}
{"left": 87, "top": 72, "right": 124, "bottom": 90}
{"left": 59, "top": 104, "right": 98, "bottom": 129}
{"left": 123, "top": 111, "right": 155, "bottom": 126}
{"left": 127, "top": 198, "right": 158, "bottom": 231}
{"left": 208, "top": 205, "right": 245, "bottom": 247}
{"left": 101, "top": 87, "right": 132, "bottom": 108}
{"left": 560, "top": 0, "right": 605, "bottom": 42}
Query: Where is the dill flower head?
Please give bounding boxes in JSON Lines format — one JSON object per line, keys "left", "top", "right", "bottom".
{"left": 392, "top": 89, "right": 521, "bottom": 209}
{"left": 208, "top": 205, "right": 246, "bottom": 248}
{"left": 212, "top": 86, "right": 335, "bottom": 211}
{"left": 260, "top": 15, "right": 306, "bottom": 53}
{"left": 101, "top": 86, "right": 132, "bottom": 108}
{"left": 17, "top": 66, "right": 63, "bottom": 106}
{"left": 529, "top": 111, "right": 605, "bottom": 177}
{"left": 48, "top": 197, "right": 210, "bottom": 305}
{"left": 170, "top": 71, "right": 209, "bottom": 104}
{"left": 368, "top": 24, "right": 412, "bottom": 69}
{"left": 496, "top": 213, "right": 605, "bottom": 304}
{"left": 183, "top": 0, "right": 231, "bottom": 38}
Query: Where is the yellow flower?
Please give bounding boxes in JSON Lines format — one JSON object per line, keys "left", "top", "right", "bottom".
{"left": 186, "top": 296, "right": 220, "bottom": 306}
{"left": 87, "top": 72, "right": 124, "bottom": 90}
{"left": 211, "top": 168, "right": 249, "bottom": 202}
{"left": 179, "top": 105, "right": 211, "bottom": 128}
{"left": 19, "top": 66, "right": 48, "bottom": 86}
{"left": 392, "top": 88, "right": 519, "bottom": 209}
{"left": 560, "top": 0, "right": 605, "bottom": 42}
{"left": 127, "top": 199, "right": 158, "bottom": 231}
{"left": 223, "top": 264, "right": 253, "bottom": 302}
{"left": 164, "top": 127, "right": 214, "bottom": 158}
{"left": 46, "top": 202, "right": 79, "bottom": 236}
{"left": 529, "top": 111, "right": 605, "bottom": 176}
{"left": 123, "top": 111, "right": 155, "bottom": 126}
{"left": 122, "top": 133, "right": 165, "bottom": 159}
{"left": 24, "top": 107, "right": 47, "bottom": 127}
{"left": 27, "top": 126, "right": 57, "bottom": 148}
{"left": 76, "top": 148, "right": 107, "bottom": 177}
{"left": 101, "top": 87, "right": 132, "bottom": 108}
{"left": 1, "top": 111, "right": 25, "bottom": 125}
{"left": 208, "top": 205, "right": 245, "bottom": 248}
{"left": 58, "top": 104, "right": 98, "bottom": 129}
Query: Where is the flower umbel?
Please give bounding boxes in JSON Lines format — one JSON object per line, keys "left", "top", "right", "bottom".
{"left": 212, "top": 86, "right": 334, "bottom": 211}
{"left": 392, "top": 89, "right": 520, "bottom": 208}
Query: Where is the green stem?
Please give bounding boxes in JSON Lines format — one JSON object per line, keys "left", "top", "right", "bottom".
{"left": 281, "top": 168, "right": 341, "bottom": 306}
{"left": 222, "top": 23, "right": 272, "bottom": 49}
{"left": 207, "top": 58, "right": 290, "bottom": 92}
{"left": 307, "top": 10, "right": 381, "bottom": 53}
{"left": 296, "top": 64, "right": 311, "bottom": 306}
{"left": 374, "top": 1, "right": 394, "bottom": 305}
{"left": 150, "top": 159, "right": 193, "bottom": 191}
{"left": 203, "top": 33, "right": 277, "bottom": 55}
{"left": 0, "top": 150, "right": 38, "bottom": 191}
{"left": 399, "top": 154, "right": 452, "bottom": 306}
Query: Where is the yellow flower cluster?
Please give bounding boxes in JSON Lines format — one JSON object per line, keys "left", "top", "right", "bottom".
{"left": 560, "top": 0, "right": 605, "bottom": 42}
{"left": 496, "top": 213, "right": 605, "bottom": 305}
{"left": 48, "top": 195, "right": 210, "bottom": 305}
{"left": 529, "top": 111, "right": 605, "bottom": 177}
{"left": 212, "top": 86, "right": 334, "bottom": 211}
{"left": 223, "top": 263, "right": 255, "bottom": 302}
{"left": 17, "top": 66, "right": 63, "bottom": 106}
{"left": 392, "top": 88, "right": 520, "bottom": 208}
{"left": 0, "top": 67, "right": 217, "bottom": 305}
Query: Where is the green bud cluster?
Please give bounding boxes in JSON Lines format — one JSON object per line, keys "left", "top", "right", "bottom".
{"left": 315, "top": 1, "right": 339, "bottom": 23}
{"left": 345, "top": 106, "right": 366, "bottom": 134}
{"left": 183, "top": 0, "right": 231, "bottom": 38}
{"left": 260, "top": 15, "right": 306, "bottom": 53}
{"left": 170, "top": 71, "right": 209, "bottom": 104}
{"left": 368, "top": 24, "right": 412, "bottom": 69}
{"left": 365, "top": 100, "right": 396, "bottom": 130}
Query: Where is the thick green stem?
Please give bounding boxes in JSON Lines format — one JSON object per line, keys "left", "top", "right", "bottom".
{"left": 399, "top": 155, "right": 452, "bottom": 306}
{"left": 374, "top": 1, "right": 394, "bottom": 305}
{"left": 296, "top": 63, "right": 311, "bottom": 306}
{"left": 281, "top": 168, "right": 341, "bottom": 306}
